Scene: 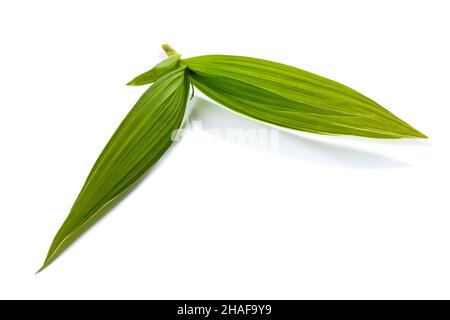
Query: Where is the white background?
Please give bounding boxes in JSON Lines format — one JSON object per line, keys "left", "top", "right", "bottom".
{"left": 0, "top": 0, "right": 449, "bottom": 299}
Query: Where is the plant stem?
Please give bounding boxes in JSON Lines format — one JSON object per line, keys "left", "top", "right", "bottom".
{"left": 162, "top": 43, "right": 177, "bottom": 56}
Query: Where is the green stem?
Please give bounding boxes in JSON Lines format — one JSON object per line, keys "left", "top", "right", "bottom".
{"left": 162, "top": 43, "right": 177, "bottom": 56}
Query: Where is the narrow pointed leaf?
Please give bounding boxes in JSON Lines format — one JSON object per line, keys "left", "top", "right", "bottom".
{"left": 184, "top": 55, "right": 426, "bottom": 138}
{"left": 40, "top": 66, "right": 189, "bottom": 271}
{"left": 127, "top": 54, "right": 181, "bottom": 86}
{"left": 41, "top": 44, "right": 428, "bottom": 273}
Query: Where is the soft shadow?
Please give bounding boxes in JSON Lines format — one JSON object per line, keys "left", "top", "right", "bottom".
{"left": 186, "top": 97, "right": 410, "bottom": 169}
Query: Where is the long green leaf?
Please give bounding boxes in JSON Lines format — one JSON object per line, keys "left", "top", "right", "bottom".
{"left": 41, "top": 45, "right": 427, "bottom": 272}
{"left": 184, "top": 55, "right": 426, "bottom": 138}
{"left": 39, "top": 66, "right": 189, "bottom": 272}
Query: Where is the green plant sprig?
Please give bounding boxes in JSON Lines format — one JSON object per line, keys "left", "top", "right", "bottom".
{"left": 39, "top": 44, "right": 426, "bottom": 272}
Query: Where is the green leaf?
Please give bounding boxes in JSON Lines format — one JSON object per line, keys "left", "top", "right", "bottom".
{"left": 39, "top": 66, "right": 189, "bottom": 272}
{"left": 127, "top": 54, "right": 181, "bottom": 86}
{"left": 41, "top": 44, "right": 428, "bottom": 272}
{"left": 184, "top": 55, "right": 426, "bottom": 138}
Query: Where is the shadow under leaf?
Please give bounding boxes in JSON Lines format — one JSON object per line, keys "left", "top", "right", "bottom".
{"left": 186, "top": 97, "right": 409, "bottom": 169}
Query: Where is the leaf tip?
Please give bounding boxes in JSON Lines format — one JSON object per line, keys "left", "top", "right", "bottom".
{"left": 404, "top": 126, "right": 428, "bottom": 139}
{"left": 35, "top": 265, "right": 45, "bottom": 275}
{"left": 416, "top": 132, "right": 428, "bottom": 139}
